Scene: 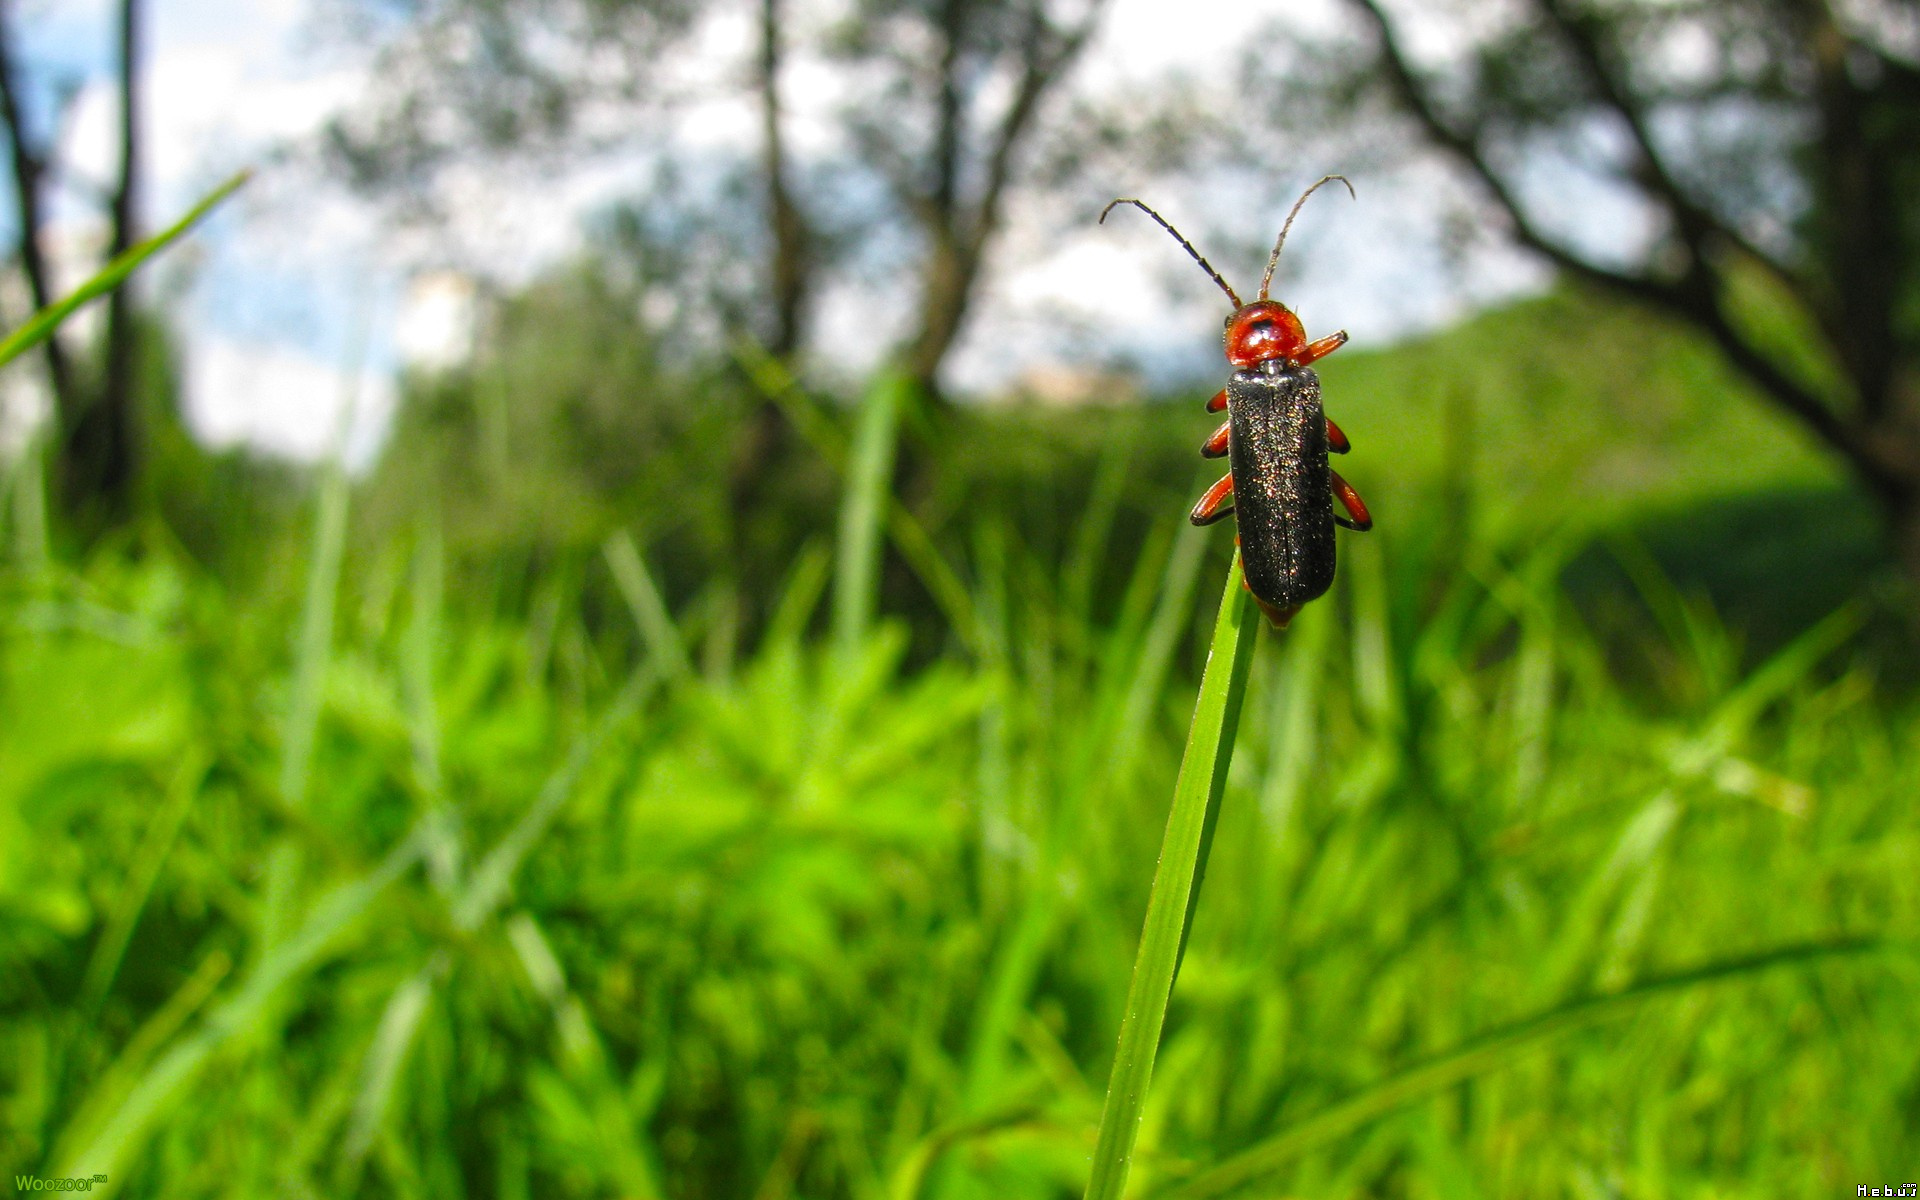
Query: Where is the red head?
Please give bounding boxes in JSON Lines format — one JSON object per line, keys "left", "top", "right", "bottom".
{"left": 1099, "top": 175, "right": 1354, "bottom": 369}
{"left": 1225, "top": 300, "right": 1307, "bottom": 368}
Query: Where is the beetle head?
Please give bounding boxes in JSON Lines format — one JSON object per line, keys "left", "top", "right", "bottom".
{"left": 1224, "top": 301, "right": 1306, "bottom": 368}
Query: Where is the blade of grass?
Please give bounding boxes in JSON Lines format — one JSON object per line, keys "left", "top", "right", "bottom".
{"left": 835, "top": 369, "right": 910, "bottom": 662}
{"left": 53, "top": 828, "right": 427, "bottom": 1186}
{"left": 604, "top": 530, "right": 693, "bottom": 681}
{"left": 0, "top": 170, "right": 249, "bottom": 368}
{"left": 1083, "top": 559, "right": 1259, "bottom": 1200}
{"left": 887, "top": 1096, "right": 1045, "bottom": 1200}
{"left": 343, "top": 960, "right": 441, "bottom": 1170}
{"left": 263, "top": 393, "right": 355, "bottom": 952}
{"left": 1101, "top": 521, "right": 1209, "bottom": 788}
{"left": 6, "top": 426, "right": 49, "bottom": 570}
{"left": 452, "top": 665, "right": 655, "bottom": 931}
{"left": 734, "top": 342, "right": 983, "bottom": 651}
{"left": 507, "top": 913, "right": 665, "bottom": 1198}
{"left": 281, "top": 450, "right": 349, "bottom": 812}
{"left": 1064, "top": 422, "right": 1138, "bottom": 627}
{"left": 80, "top": 752, "right": 211, "bottom": 1011}
{"left": 49, "top": 947, "right": 233, "bottom": 1174}
{"left": 404, "top": 525, "right": 466, "bottom": 900}
{"left": 1151, "top": 935, "right": 1886, "bottom": 1200}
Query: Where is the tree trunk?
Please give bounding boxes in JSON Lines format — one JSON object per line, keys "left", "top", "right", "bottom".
{"left": 0, "top": 0, "right": 76, "bottom": 420}
{"left": 1866, "top": 382, "right": 1920, "bottom": 599}
{"left": 728, "top": 0, "right": 815, "bottom": 596}
{"left": 757, "top": 0, "right": 808, "bottom": 360}
{"left": 904, "top": 228, "right": 978, "bottom": 401}
{"left": 61, "top": 0, "right": 143, "bottom": 527}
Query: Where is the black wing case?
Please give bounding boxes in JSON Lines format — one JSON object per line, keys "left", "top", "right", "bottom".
{"left": 1227, "top": 364, "right": 1337, "bottom": 612}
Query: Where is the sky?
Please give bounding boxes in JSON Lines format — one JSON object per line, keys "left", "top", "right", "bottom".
{"left": 0, "top": 0, "right": 1555, "bottom": 466}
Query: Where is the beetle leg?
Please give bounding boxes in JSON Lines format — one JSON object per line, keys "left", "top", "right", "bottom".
{"left": 1294, "top": 329, "right": 1348, "bottom": 367}
{"left": 1325, "top": 415, "right": 1350, "bottom": 454}
{"left": 1331, "top": 469, "right": 1373, "bottom": 531}
{"left": 1190, "top": 473, "right": 1234, "bottom": 526}
{"left": 1206, "top": 388, "right": 1228, "bottom": 413}
{"left": 1200, "top": 419, "right": 1231, "bottom": 458}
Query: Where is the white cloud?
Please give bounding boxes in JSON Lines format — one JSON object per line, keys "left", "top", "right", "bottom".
{"left": 185, "top": 336, "right": 394, "bottom": 468}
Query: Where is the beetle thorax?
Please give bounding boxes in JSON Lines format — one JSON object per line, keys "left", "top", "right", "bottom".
{"left": 1224, "top": 300, "right": 1306, "bottom": 368}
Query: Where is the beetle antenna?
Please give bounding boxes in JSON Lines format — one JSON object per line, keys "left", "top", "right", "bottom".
{"left": 1258, "top": 175, "right": 1355, "bottom": 301}
{"left": 1101, "top": 198, "right": 1242, "bottom": 308}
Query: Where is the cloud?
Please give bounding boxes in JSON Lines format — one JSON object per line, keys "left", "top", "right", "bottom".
{"left": 185, "top": 336, "right": 394, "bottom": 468}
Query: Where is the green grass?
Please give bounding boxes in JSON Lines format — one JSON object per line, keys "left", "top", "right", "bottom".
{"left": 1, "top": 284, "right": 1914, "bottom": 1197}
{"left": 0, "top": 171, "right": 249, "bottom": 371}
{"left": 2, "top": 464, "right": 1912, "bottom": 1197}
{"left": 1085, "top": 560, "right": 1258, "bottom": 1200}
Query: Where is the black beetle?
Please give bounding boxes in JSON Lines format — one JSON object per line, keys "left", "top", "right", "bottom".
{"left": 1100, "top": 176, "right": 1373, "bottom": 627}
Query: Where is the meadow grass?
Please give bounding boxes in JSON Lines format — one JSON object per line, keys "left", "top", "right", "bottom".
{"left": 1, "top": 283, "right": 1915, "bottom": 1196}
{"left": 2, "top": 431, "right": 1911, "bottom": 1198}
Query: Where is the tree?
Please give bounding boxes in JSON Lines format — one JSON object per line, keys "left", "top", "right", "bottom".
{"left": 1278, "top": 0, "right": 1920, "bottom": 585}
{"left": 0, "top": 0, "right": 150, "bottom": 529}
{"left": 0, "top": 0, "right": 150, "bottom": 530}
{"left": 828, "top": 0, "right": 1110, "bottom": 395}
{"left": 0, "top": 0, "right": 75, "bottom": 412}
{"left": 330, "top": 0, "right": 1114, "bottom": 395}
{"left": 328, "top": 0, "right": 1130, "bottom": 614}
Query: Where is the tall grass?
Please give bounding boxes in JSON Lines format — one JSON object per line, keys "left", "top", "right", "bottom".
{"left": 1085, "top": 562, "right": 1258, "bottom": 1200}
{"left": 0, "top": 363, "right": 1913, "bottom": 1198}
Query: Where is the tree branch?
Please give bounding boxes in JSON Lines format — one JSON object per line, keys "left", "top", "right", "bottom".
{"left": 1347, "top": 0, "right": 1883, "bottom": 483}
{"left": 1348, "top": 0, "right": 1668, "bottom": 309}
{"left": 756, "top": 0, "right": 811, "bottom": 359}
{"left": 1797, "top": 0, "right": 1901, "bottom": 420}
{"left": 969, "top": 0, "right": 1104, "bottom": 258}
{"left": 1532, "top": 0, "right": 1816, "bottom": 325}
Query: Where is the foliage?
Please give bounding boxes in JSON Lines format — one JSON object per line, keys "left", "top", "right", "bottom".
{"left": 2, "top": 346, "right": 1915, "bottom": 1195}
{"left": 1249, "top": 0, "right": 1920, "bottom": 579}
{"left": 366, "top": 259, "right": 1871, "bottom": 652}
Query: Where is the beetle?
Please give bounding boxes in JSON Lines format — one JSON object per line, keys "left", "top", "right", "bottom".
{"left": 1100, "top": 176, "right": 1373, "bottom": 628}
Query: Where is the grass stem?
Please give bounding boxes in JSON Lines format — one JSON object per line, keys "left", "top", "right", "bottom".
{"left": 1084, "top": 558, "right": 1259, "bottom": 1200}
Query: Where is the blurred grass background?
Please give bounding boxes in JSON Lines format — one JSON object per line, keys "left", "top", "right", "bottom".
{"left": 4, "top": 0, "right": 1919, "bottom": 1192}
{"left": 3, "top": 253, "right": 1914, "bottom": 1197}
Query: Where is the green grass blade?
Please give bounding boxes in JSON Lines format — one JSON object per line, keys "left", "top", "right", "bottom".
{"left": 1152, "top": 935, "right": 1886, "bottom": 1200}
{"left": 835, "top": 370, "right": 909, "bottom": 661}
{"left": 1084, "top": 559, "right": 1259, "bottom": 1200}
{"left": 54, "top": 829, "right": 427, "bottom": 1184}
{"left": 6, "top": 427, "right": 50, "bottom": 569}
{"left": 0, "top": 170, "right": 249, "bottom": 369}
{"left": 507, "top": 913, "right": 665, "bottom": 1198}
{"left": 734, "top": 342, "right": 983, "bottom": 650}
{"left": 1103, "top": 521, "right": 1209, "bottom": 788}
{"left": 887, "top": 1096, "right": 1044, "bottom": 1200}
{"left": 453, "top": 668, "right": 655, "bottom": 931}
{"left": 264, "top": 425, "right": 353, "bottom": 952}
{"left": 80, "top": 753, "right": 211, "bottom": 1010}
{"left": 343, "top": 962, "right": 440, "bottom": 1169}
{"left": 281, "top": 454, "right": 350, "bottom": 812}
{"left": 604, "top": 530, "right": 693, "bottom": 681}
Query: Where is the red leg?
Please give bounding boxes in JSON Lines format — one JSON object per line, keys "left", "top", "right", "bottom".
{"left": 1190, "top": 473, "right": 1234, "bottom": 526}
{"left": 1206, "top": 388, "right": 1227, "bottom": 413}
{"left": 1294, "top": 329, "right": 1348, "bottom": 367}
{"left": 1200, "top": 419, "right": 1230, "bottom": 458}
{"left": 1330, "top": 469, "right": 1372, "bottom": 531}
{"left": 1325, "top": 415, "right": 1350, "bottom": 454}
